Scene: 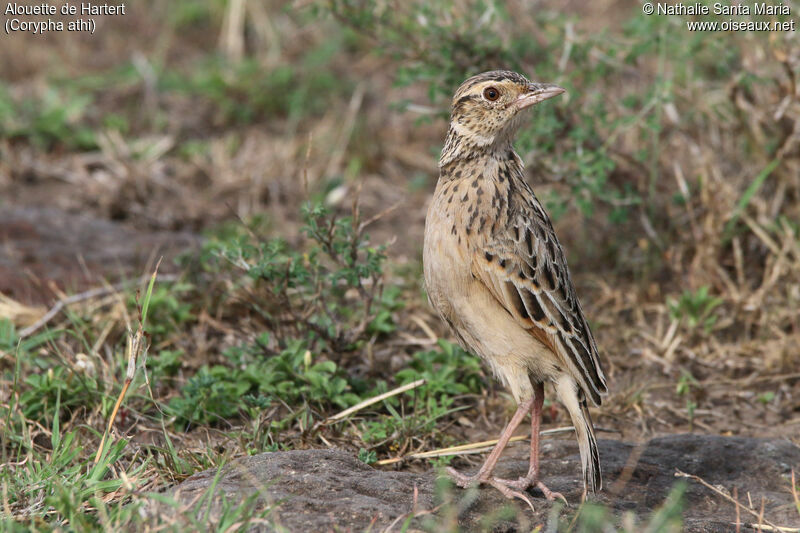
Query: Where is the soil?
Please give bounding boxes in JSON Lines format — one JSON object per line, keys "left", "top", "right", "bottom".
{"left": 0, "top": 206, "right": 198, "bottom": 304}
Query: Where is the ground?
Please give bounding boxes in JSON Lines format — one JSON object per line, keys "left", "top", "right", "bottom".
{"left": 0, "top": 1, "right": 799, "bottom": 531}
{"left": 154, "top": 435, "right": 800, "bottom": 532}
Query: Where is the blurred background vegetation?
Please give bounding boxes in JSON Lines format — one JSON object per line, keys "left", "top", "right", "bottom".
{"left": 0, "top": 0, "right": 798, "bottom": 530}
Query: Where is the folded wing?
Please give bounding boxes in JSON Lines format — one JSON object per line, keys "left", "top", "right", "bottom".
{"left": 471, "top": 198, "right": 608, "bottom": 405}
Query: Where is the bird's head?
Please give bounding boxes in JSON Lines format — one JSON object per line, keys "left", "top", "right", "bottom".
{"left": 441, "top": 70, "right": 564, "bottom": 166}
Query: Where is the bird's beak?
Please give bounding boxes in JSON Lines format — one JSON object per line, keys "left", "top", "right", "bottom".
{"left": 515, "top": 83, "right": 566, "bottom": 110}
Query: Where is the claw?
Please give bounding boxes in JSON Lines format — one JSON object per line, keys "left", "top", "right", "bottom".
{"left": 536, "top": 481, "right": 567, "bottom": 505}
{"left": 489, "top": 478, "right": 535, "bottom": 512}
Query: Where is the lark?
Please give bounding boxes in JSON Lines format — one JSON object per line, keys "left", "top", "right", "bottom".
{"left": 423, "top": 71, "right": 607, "bottom": 504}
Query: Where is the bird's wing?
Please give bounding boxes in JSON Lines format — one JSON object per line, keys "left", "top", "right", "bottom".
{"left": 471, "top": 191, "right": 608, "bottom": 405}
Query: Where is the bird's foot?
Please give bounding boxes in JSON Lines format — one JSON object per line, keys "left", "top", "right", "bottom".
{"left": 445, "top": 467, "right": 537, "bottom": 512}
{"left": 491, "top": 475, "right": 568, "bottom": 505}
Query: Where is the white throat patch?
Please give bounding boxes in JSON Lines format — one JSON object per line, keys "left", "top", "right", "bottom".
{"left": 450, "top": 121, "right": 495, "bottom": 147}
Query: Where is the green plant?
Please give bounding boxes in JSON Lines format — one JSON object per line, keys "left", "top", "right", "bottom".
{"left": 358, "top": 399, "right": 459, "bottom": 449}
{"left": 18, "top": 367, "right": 102, "bottom": 423}
{"left": 168, "top": 337, "right": 363, "bottom": 427}
{"left": 368, "top": 285, "right": 404, "bottom": 335}
{"left": 357, "top": 448, "right": 377, "bottom": 464}
{"left": 668, "top": 286, "right": 723, "bottom": 333}
{"left": 396, "top": 339, "right": 484, "bottom": 400}
{"left": 352, "top": 340, "right": 484, "bottom": 453}
{"left": 675, "top": 370, "right": 699, "bottom": 430}
{"left": 130, "top": 282, "right": 195, "bottom": 342}
{"left": 428, "top": 455, "right": 453, "bottom": 467}
{"left": 544, "top": 481, "right": 685, "bottom": 532}
{"left": 756, "top": 391, "right": 775, "bottom": 405}
{"left": 0, "top": 318, "right": 60, "bottom": 360}
{"left": 205, "top": 200, "right": 395, "bottom": 354}
{"left": 1, "top": 386, "right": 147, "bottom": 529}
{"left": 149, "top": 349, "right": 183, "bottom": 378}
{"left": 167, "top": 199, "right": 408, "bottom": 436}
{"left": 159, "top": 40, "right": 349, "bottom": 125}
{"left": 321, "top": 0, "right": 743, "bottom": 226}
{"left": 0, "top": 84, "right": 97, "bottom": 150}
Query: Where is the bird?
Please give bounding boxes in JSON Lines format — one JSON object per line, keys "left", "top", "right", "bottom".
{"left": 422, "top": 70, "right": 607, "bottom": 505}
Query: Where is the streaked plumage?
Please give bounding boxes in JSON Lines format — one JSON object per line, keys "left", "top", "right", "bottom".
{"left": 423, "top": 70, "right": 607, "bottom": 502}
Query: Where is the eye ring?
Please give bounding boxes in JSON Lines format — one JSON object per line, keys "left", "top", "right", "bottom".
{"left": 483, "top": 86, "right": 500, "bottom": 101}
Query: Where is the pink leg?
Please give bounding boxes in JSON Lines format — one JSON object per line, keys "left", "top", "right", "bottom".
{"left": 526, "top": 381, "right": 545, "bottom": 480}
{"left": 446, "top": 396, "right": 533, "bottom": 487}
{"left": 493, "top": 383, "right": 567, "bottom": 503}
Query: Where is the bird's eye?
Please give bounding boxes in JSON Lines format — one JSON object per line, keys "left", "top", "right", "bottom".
{"left": 483, "top": 87, "right": 500, "bottom": 101}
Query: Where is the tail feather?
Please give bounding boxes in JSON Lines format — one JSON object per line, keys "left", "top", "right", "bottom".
{"left": 579, "top": 398, "right": 602, "bottom": 492}
{"left": 555, "top": 375, "right": 602, "bottom": 493}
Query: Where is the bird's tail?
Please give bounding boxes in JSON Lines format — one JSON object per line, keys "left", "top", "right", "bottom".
{"left": 578, "top": 398, "right": 602, "bottom": 492}
{"left": 556, "top": 376, "right": 602, "bottom": 493}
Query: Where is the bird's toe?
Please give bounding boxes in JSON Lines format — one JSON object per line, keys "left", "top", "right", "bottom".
{"left": 488, "top": 478, "right": 536, "bottom": 512}
{"left": 445, "top": 466, "right": 482, "bottom": 488}
{"left": 489, "top": 475, "right": 532, "bottom": 491}
{"left": 536, "top": 480, "right": 568, "bottom": 505}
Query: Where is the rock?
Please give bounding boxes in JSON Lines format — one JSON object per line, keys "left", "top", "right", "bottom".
{"left": 155, "top": 434, "right": 800, "bottom": 532}
{"left": 162, "top": 449, "right": 433, "bottom": 532}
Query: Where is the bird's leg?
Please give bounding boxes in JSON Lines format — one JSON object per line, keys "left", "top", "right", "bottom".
{"left": 446, "top": 397, "right": 534, "bottom": 488}
{"left": 493, "top": 383, "right": 567, "bottom": 504}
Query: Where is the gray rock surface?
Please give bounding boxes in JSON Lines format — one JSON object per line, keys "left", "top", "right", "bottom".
{"left": 158, "top": 434, "right": 800, "bottom": 532}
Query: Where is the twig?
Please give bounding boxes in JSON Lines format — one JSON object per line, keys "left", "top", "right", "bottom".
{"left": 607, "top": 442, "right": 645, "bottom": 498}
{"left": 409, "top": 314, "right": 438, "bottom": 344}
{"left": 731, "top": 524, "right": 800, "bottom": 532}
{"left": 19, "top": 274, "right": 177, "bottom": 339}
{"left": 675, "top": 470, "right": 789, "bottom": 532}
{"left": 302, "top": 131, "right": 312, "bottom": 197}
{"left": 723, "top": 157, "right": 782, "bottom": 237}
{"left": 324, "top": 82, "right": 365, "bottom": 179}
{"left": 754, "top": 523, "right": 800, "bottom": 533}
{"left": 358, "top": 200, "right": 404, "bottom": 232}
{"left": 218, "top": 0, "right": 245, "bottom": 62}
{"left": 646, "top": 372, "right": 800, "bottom": 389}
{"left": 381, "top": 484, "right": 445, "bottom": 532}
{"left": 377, "top": 426, "right": 577, "bottom": 466}
{"left": 327, "top": 379, "right": 426, "bottom": 422}
{"left": 735, "top": 487, "right": 741, "bottom": 533}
